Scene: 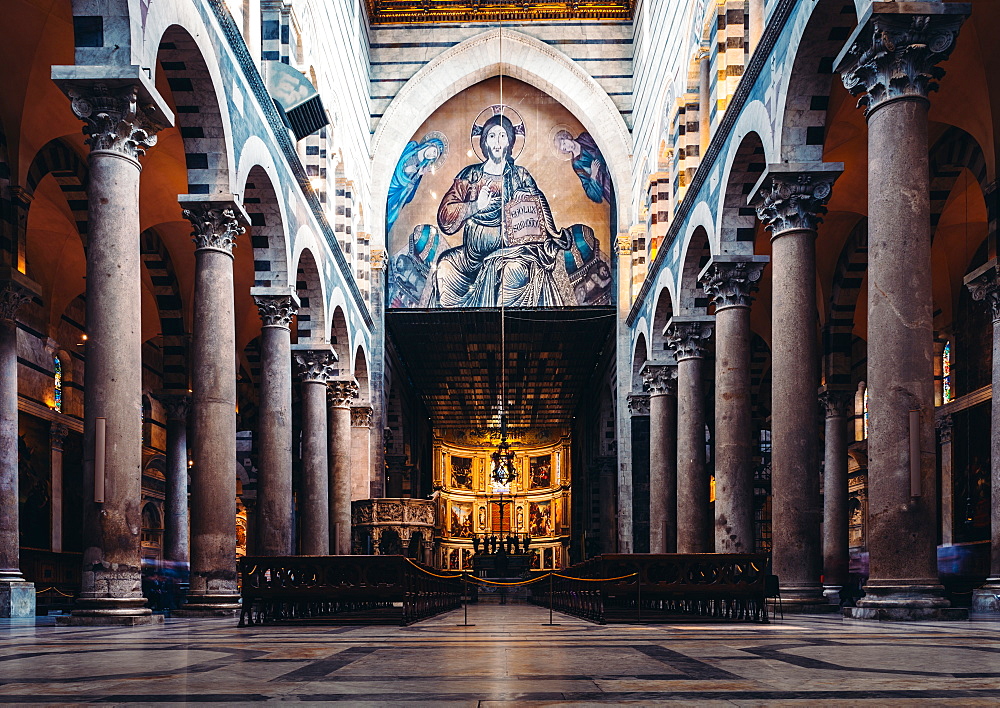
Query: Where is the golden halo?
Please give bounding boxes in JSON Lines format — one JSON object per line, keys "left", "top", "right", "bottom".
{"left": 549, "top": 123, "right": 576, "bottom": 162}
{"left": 471, "top": 104, "right": 525, "bottom": 162}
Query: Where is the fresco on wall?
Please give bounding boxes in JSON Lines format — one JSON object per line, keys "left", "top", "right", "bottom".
{"left": 529, "top": 500, "right": 551, "bottom": 536}
{"left": 387, "top": 78, "right": 613, "bottom": 309}
{"left": 529, "top": 455, "right": 551, "bottom": 490}
{"left": 451, "top": 456, "right": 473, "bottom": 490}
{"left": 450, "top": 501, "right": 473, "bottom": 538}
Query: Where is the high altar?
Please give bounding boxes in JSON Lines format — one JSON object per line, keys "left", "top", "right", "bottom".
{"left": 433, "top": 429, "right": 571, "bottom": 572}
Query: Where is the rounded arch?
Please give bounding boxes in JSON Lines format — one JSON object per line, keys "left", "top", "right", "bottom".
{"left": 330, "top": 305, "right": 350, "bottom": 376}
{"left": 353, "top": 344, "right": 370, "bottom": 403}
{"left": 371, "top": 28, "right": 632, "bottom": 243}
{"left": 929, "top": 126, "right": 990, "bottom": 238}
{"left": 773, "top": 0, "right": 858, "bottom": 163}
{"left": 139, "top": 227, "right": 188, "bottom": 390}
{"left": 24, "top": 138, "right": 89, "bottom": 245}
{"left": 291, "top": 245, "right": 327, "bottom": 345}
{"left": 676, "top": 221, "right": 714, "bottom": 315}
{"left": 650, "top": 285, "right": 675, "bottom": 358}
{"left": 631, "top": 329, "right": 649, "bottom": 392}
{"left": 237, "top": 148, "right": 291, "bottom": 290}
{"left": 152, "top": 23, "right": 234, "bottom": 196}
{"left": 716, "top": 128, "right": 767, "bottom": 256}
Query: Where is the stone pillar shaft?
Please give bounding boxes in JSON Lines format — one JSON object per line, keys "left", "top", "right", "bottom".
{"left": 50, "top": 424, "right": 68, "bottom": 555}
{"left": 295, "top": 348, "right": 336, "bottom": 556}
{"left": 182, "top": 199, "right": 245, "bottom": 614}
{"left": 821, "top": 392, "right": 851, "bottom": 603}
{"left": 641, "top": 365, "right": 676, "bottom": 554}
{"left": 667, "top": 319, "right": 713, "bottom": 553}
{"left": 255, "top": 293, "right": 298, "bottom": 555}
{"left": 701, "top": 259, "right": 766, "bottom": 554}
{"left": 159, "top": 395, "right": 190, "bottom": 565}
{"left": 351, "top": 406, "right": 373, "bottom": 501}
{"left": 328, "top": 380, "right": 358, "bottom": 555}
{"left": 753, "top": 166, "right": 840, "bottom": 608}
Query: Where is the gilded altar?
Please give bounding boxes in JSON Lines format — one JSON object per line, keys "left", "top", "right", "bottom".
{"left": 433, "top": 430, "right": 571, "bottom": 572}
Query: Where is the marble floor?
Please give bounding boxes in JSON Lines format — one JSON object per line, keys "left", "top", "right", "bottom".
{"left": 2, "top": 602, "right": 1000, "bottom": 705}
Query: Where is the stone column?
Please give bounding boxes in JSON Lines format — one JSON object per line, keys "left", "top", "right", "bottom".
{"left": 748, "top": 0, "right": 765, "bottom": 54}
{"left": 936, "top": 415, "right": 955, "bottom": 546}
{"left": 837, "top": 3, "right": 968, "bottom": 619}
{"left": 0, "top": 273, "right": 36, "bottom": 618}
{"left": 157, "top": 394, "right": 190, "bottom": 565}
{"left": 351, "top": 406, "right": 373, "bottom": 501}
{"left": 700, "top": 257, "right": 768, "bottom": 554}
{"left": 50, "top": 73, "right": 171, "bottom": 625}
{"left": 665, "top": 317, "right": 714, "bottom": 553}
{"left": 253, "top": 290, "right": 299, "bottom": 555}
{"left": 698, "top": 49, "right": 711, "bottom": 156}
{"left": 49, "top": 423, "right": 68, "bottom": 555}
{"left": 819, "top": 389, "right": 851, "bottom": 605}
{"left": 179, "top": 197, "right": 247, "bottom": 616}
{"left": 965, "top": 259, "right": 1000, "bottom": 613}
{"left": 752, "top": 164, "right": 840, "bottom": 609}
{"left": 327, "top": 379, "right": 358, "bottom": 555}
{"left": 640, "top": 365, "right": 677, "bottom": 553}
{"left": 369, "top": 248, "right": 386, "bottom": 498}
{"left": 294, "top": 347, "right": 337, "bottom": 556}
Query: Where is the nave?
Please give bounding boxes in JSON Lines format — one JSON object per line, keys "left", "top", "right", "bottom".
{"left": 2, "top": 605, "right": 1000, "bottom": 704}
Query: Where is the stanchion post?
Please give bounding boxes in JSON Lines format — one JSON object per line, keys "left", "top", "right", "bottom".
{"left": 636, "top": 572, "right": 641, "bottom": 623}
{"left": 457, "top": 574, "right": 475, "bottom": 627}
{"left": 542, "top": 572, "right": 561, "bottom": 626}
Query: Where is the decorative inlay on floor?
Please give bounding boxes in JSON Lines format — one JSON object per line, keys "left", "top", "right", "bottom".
{"left": 2, "top": 603, "right": 1000, "bottom": 704}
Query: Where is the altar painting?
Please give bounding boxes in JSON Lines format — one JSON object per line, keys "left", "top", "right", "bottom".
{"left": 529, "top": 500, "right": 551, "bottom": 536}
{"left": 387, "top": 77, "right": 613, "bottom": 309}
{"left": 450, "top": 501, "right": 473, "bottom": 538}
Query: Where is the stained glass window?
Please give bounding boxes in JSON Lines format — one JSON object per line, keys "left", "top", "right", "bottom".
{"left": 942, "top": 342, "right": 953, "bottom": 404}
{"left": 862, "top": 387, "right": 869, "bottom": 440}
{"left": 53, "top": 356, "right": 62, "bottom": 413}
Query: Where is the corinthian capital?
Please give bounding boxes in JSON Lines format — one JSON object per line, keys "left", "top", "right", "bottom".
{"left": 818, "top": 388, "right": 852, "bottom": 419}
{"left": 665, "top": 317, "right": 713, "bottom": 361}
{"left": 627, "top": 393, "right": 650, "bottom": 416}
{"left": 699, "top": 256, "right": 768, "bottom": 311}
{"left": 370, "top": 248, "right": 387, "bottom": 271}
{"left": 641, "top": 362, "right": 677, "bottom": 397}
{"left": 327, "top": 378, "right": 359, "bottom": 408}
{"left": 352, "top": 405, "right": 374, "bottom": 428}
{"left": 67, "top": 84, "right": 168, "bottom": 159}
{"left": 252, "top": 288, "right": 300, "bottom": 330}
{"left": 0, "top": 268, "right": 39, "bottom": 323}
{"left": 155, "top": 392, "right": 191, "bottom": 421}
{"left": 751, "top": 164, "right": 842, "bottom": 235}
{"left": 964, "top": 258, "right": 1000, "bottom": 323}
{"left": 180, "top": 195, "right": 249, "bottom": 255}
{"left": 836, "top": 4, "right": 968, "bottom": 116}
{"left": 294, "top": 348, "right": 338, "bottom": 384}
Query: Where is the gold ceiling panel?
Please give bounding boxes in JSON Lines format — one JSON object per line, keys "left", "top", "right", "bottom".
{"left": 366, "top": 0, "right": 632, "bottom": 25}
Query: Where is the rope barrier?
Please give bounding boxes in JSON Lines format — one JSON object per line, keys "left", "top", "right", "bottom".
{"left": 404, "top": 557, "right": 465, "bottom": 579}
{"left": 551, "top": 572, "right": 639, "bottom": 582}
{"left": 35, "top": 587, "right": 75, "bottom": 597}
{"left": 462, "top": 574, "right": 551, "bottom": 586}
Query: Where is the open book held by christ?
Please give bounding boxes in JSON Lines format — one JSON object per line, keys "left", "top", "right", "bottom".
{"left": 504, "top": 192, "right": 546, "bottom": 246}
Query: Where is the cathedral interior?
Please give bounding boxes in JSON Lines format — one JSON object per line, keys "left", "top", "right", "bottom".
{"left": 2, "top": 0, "right": 1000, "bottom": 702}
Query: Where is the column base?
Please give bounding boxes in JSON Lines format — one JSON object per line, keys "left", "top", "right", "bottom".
{"left": 173, "top": 593, "right": 241, "bottom": 617}
{"left": 822, "top": 585, "right": 843, "bottom": 605}
{"left": 55, "top": 596, "right": 161, "bottom": 626}
{"left": 971, "top": 578, "right": 1000, "bottom": 614}
{"left": 0, "top": 580, "right": 36, "bottom": 618}
{"left": 844, "top": 582, "right": 967, "bottom": 621}
{"left": 774, "top": 583, "right": 834, "bottom": 612}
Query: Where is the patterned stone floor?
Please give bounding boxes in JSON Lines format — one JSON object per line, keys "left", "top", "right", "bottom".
{"left": 2, "top": 602, "right": 1000, "bottom": 705}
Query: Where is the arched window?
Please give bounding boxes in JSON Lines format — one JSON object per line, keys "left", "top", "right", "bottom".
{"left": 53, "top": 356, "right": 62, "bottom": 413}
{"left": 942, "top": 341, "right": 953, "bottom": 404}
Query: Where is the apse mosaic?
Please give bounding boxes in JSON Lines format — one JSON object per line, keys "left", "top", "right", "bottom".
{"left": 387, "top": 77, "right": 613, "bottom": 309}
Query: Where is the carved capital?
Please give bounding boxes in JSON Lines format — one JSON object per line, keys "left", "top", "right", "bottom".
{"left": 327, "top": 378, "right": 359, "bottom": 408}
{"left": 254, "top": 294, "right": 298, "bottom": 329}
{"left": 936, "top": 414, "right": 954, "bottom": 445}
{"left": 50, "top": 423, "right": 69, "bottom": 450}
{"left": 182, "top": 201, "right": 246, "bottom": 255}
{"left": 626, "top": 393, "right": 650, "bottom": 417}
{"left": 294, "top": 350, "right": 338, "bottom": 384}
{"left": 616, "top": 233, "right": 632, "bottom": 256}
{"left": 66, "top": 84, "right": 166, "bottom": 160}
{"left": 0, "top": 280, "right": 32, "bottom": 323}
{"left": 964, "top": 259, "right": 1000, "bottom": 323}
{"left": 156, "top": 393, "right": 191, "bottom": 421}
{"left": 370, "top": 248, "right": 387, "bottom": 271}
{"left": 753, "top": 171, "right": 839, "bottom": 234}
{"left": 837, "top": 8, "right": 968, "bottom": 116}
{"left": 699, "top": 259, "right": 767, "bottom": 310}
{"left": 665, "top": 319, "right": 713, "bottom": 361}
{"left": 641, "top": 363, "right": 677, "bottom": 397}
{"left": 819, "top": 389, "right": 852, "bottom": 418}
{"left": 352, "top": 405, "right": 374, "bottom": 427}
